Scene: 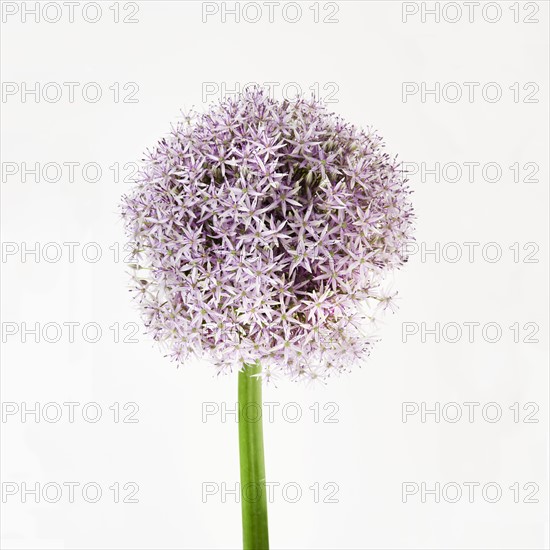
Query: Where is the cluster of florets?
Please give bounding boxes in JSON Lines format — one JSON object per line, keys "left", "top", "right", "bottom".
{"left": 121, "top": 87, "right": 414, "bottom": 382}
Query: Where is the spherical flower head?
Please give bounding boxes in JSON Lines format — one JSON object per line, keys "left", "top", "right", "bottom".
{"left": 121, "top": 87, "right": 414, "bottom": 382}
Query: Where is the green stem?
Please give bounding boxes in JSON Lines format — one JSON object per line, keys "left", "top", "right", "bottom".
{"left": 239, "top": 362, "right": 269, "bottom": 550}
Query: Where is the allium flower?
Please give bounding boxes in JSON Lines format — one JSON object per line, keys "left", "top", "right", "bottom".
{"left": 121, "top": 87, "right": 414, "bottom": 382}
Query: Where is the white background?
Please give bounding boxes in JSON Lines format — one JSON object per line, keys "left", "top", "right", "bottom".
{"left": 1, "top": 1, "right": 549, "bottom": 549}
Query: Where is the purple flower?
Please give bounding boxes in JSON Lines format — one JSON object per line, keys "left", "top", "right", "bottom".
{"left": 121, "top": 87, "right": 414, "bottom": 382}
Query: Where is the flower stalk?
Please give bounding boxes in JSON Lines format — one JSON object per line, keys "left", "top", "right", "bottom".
{"left": 239, "top": 362, "right": 269, "bottom": 550}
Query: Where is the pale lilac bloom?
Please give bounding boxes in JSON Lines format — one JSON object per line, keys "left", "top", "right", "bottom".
{"left": 121, "top": 88, "right": 414, "bottom": 382}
